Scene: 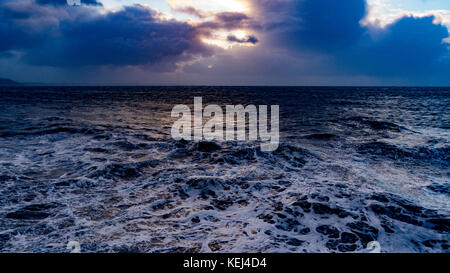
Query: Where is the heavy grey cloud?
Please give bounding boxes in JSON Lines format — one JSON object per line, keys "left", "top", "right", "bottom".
{"left": 0, "top": 0, "right": 212, "bottom": 68}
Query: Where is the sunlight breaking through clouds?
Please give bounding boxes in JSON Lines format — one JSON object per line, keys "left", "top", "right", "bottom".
{"left": 168, "top": 0, "right": 254, "bottom": 48}
{"left": 168, "top": 0, "right": 249, "bottom": 14}
{"left": 101, "top": 0, "right": 255, "bottom": 48}
{"left": 201, "top": 29, "right": 258, "bottom": 49}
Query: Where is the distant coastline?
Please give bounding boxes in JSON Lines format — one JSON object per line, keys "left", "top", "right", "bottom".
{"left": 0, "top": 78, "right": 19, "bottom": 86}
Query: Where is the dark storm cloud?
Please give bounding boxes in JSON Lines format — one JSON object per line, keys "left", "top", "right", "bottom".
{"left": 253, "top": 0, "right": 366, "bottom": 51}
{"left": 227, "top": 35, "right": 258, "bottom": 45}
{"left": 0, "top": 0, "right": 211, "bottom": 68}
{"left": 253, "top": 0, "right": 450, "bottom": 81}
{"left": 25, "top": 5, "right": 207, "bottom": 66}
{"left": 342, "top": 16, "right": 450, "bottom": 77}
{"left": 0, "top": 1, "right": 46, "bottom": 52}
{"left": 295, "top": 0, "right": 366, "bottom": 51}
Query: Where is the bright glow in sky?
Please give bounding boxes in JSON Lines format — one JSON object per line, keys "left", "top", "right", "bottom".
{"left": 100, "top": 0, "right": 248, "bottom": 14}
{"left": 168, "top": 0, "right": 248, "bottom": 13}
{"left": 100, "top": 0, "right": 252, "bottom": 47}
{"left": 202, "top": 29, "right": 256, "bottom": 49}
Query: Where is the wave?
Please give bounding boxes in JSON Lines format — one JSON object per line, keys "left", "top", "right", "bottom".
{"left": 341, "top": 116, "right": 406, "bottom": 132}
{"left": 357, "top": 141, "right": 449, "bottom": 167}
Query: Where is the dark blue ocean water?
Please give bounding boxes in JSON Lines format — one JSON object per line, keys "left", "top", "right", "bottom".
{"left": 0, "top": 86, "right": 448, "bottom": 252}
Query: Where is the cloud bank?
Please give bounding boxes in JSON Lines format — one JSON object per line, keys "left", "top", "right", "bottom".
{"left": 0, "top": 0, "right": 449, "bottom": 85}
{"left": 0, "top": 1, "right": 211, "bottom": 68}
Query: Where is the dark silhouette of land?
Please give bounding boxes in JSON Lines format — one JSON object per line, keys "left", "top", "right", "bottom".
{"left": 0, "top": 78, "right": 19, "bottom": 85}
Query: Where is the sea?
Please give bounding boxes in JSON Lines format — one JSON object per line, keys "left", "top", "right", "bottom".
{"left": 0, "top": 86, "right": 448, "bottom": 252}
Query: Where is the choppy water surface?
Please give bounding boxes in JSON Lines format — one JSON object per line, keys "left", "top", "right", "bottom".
{"left": 0, "top": 86, "right": 448, "bottom": 253}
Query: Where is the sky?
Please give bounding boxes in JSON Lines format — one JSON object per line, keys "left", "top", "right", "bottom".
{"left": 0, "top": 0, "right": 449, "bottom": 85}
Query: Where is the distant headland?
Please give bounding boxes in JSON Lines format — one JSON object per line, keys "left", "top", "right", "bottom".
{"left": 0, "top": 78, "right": 19, "bottom": 85}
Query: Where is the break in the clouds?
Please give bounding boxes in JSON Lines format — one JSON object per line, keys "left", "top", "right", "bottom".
{"left": 0, "top": 0, "right": 449, "bottom": 85}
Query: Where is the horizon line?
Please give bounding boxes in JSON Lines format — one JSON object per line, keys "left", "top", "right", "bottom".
{"left": 3, "top": 84, "right": 450, "bottom": 88}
